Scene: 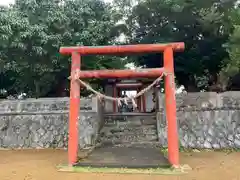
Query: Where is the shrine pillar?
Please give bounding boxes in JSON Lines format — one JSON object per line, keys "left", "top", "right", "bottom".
{"left": 113, "top": 83, "right": 117, "bottom": 113}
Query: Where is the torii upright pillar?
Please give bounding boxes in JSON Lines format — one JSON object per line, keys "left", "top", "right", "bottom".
{"left": 164, "top": 47, "right": 179, "bottom": 166}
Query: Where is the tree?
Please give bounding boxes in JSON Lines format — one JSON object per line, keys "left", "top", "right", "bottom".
{"left": 124, "top": 0, "right": 237, "bottom": 91}
{"left": 219, "top": 8, "right": 240, "bottom": 91}
{"left": 0, "top": 0, "right": 126, "bottom": 98}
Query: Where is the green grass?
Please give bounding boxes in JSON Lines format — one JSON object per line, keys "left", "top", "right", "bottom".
{"left": 57, "top": 165, "right": 190, "bottom": 175}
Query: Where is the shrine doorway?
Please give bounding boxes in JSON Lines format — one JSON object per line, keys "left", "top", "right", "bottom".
{"left": 118, "top": 89, "right": 138, "bottom": 113}
{"left": 111, "top": 80, "right": 147, "bottom": 113}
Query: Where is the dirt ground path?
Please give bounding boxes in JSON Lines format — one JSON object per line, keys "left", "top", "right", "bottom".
{"left": 0, "top": 149, "right": 240, "bottom": 180}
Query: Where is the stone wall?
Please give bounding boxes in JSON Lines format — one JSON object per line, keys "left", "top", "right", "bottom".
{"left": 157, "top": 91, "right": 240, "bottom": 149}
{"left": 2, "top": 91, "right": 240, "bottom": 150}
{"left": 0, "top": 97, "right": 104, "bottom": 149}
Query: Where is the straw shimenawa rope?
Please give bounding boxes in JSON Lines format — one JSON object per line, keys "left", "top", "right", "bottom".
{"left": 68, "top": 71, "right": 174, "bottom": 108}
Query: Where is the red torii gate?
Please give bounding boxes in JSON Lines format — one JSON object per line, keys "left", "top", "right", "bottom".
{"left": 59, "top": 42, "right": 185, "bottom": 167}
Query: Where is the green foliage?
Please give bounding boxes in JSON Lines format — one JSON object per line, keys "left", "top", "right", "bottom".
{"left": 0, "top": 0, "right": 126, "bottom": 98}
{"left": 123, "top": 0, "right": 237, "bottom": 91}
{"left": 219, "top": 9, "right": 240, "bottom": 89}
{"left": 1, "top": 0, "right": 240, "bottom": 96}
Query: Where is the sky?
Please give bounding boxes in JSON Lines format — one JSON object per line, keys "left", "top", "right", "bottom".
{"left": 0, "top": 0, "right": 14, "bottom": 6}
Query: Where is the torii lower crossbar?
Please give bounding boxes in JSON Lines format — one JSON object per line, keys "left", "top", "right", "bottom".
{"left": 78, "top": 68, "right": 164, "bottom": 79}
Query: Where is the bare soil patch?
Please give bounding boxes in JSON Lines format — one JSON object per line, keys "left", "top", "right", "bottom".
{"left": 0, "top": 149, "right": 239, "bottom": 180}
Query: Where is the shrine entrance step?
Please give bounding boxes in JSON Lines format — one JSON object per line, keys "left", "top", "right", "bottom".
{"left": 76, "top": 143, "right": 170, "bottom": 168}
{"left": 98, "top": 113, "right": 158, "bottom": 145}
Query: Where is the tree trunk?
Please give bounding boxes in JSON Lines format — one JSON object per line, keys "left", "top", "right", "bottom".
{"left": 34, "top": 80, "right": 40, "bottom": 98}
